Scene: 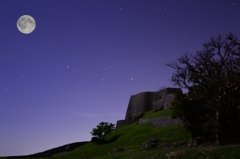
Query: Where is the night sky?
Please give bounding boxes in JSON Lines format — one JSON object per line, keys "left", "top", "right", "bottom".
{"left": 1, "top": 0, "right": 240, "bottom": 156}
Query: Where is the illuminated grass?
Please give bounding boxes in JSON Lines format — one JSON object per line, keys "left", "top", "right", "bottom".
{"left": 141, "top": 109, "right": 173, "bottom": 119}
{"left": 4, "top": 109, "right": 240, "bottom": 159}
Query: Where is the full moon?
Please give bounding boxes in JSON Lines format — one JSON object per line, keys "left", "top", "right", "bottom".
{"left": 17, "top": 15, "right": 36, "bottom": 34}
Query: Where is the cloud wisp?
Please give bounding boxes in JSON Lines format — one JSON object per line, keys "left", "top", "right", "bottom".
{"left": 72, "top": 112, "right": 103, "bottom": 118}
{"left": 72, "top": 112, "right": 124, "bottom": 118}
{"left": 107, "top": 112, "right": 124, "bottom": 117}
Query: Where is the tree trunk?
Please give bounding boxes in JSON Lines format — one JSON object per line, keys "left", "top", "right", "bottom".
{"left": 215, "top": 110, "right": 221, "bottom": 145}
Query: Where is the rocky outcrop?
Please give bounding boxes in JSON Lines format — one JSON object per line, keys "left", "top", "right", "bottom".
{"left": 141, "top": 138, "right": 159, "bottom": 150}
{"left": 116, "top": 87, "right": 181, "bottom": 128}
{"left": 108, "top": 147, "right": 124, "bottom": 155}
{"left": 187, "top": 137, "right": 206, "bottom": 147}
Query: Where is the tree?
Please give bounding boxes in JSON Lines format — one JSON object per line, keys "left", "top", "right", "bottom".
{"left": 171, "top": 89, "right": 211, "bottom": 139}
{"left": 90, "top": 122, "right": 115, "bottom": 144}
{"left": 167, "top": 33, "right": 240, "bottom": 145}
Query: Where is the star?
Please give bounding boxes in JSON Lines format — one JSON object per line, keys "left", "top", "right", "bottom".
{"left": 131, "top": 78, "right": 134, "bottom": 80}
{"left": 67, "top": 66, "right": 70, "bottom": 68}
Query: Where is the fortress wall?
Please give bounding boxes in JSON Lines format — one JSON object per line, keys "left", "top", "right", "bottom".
{"left": 164, "top": 94, "right": 175, "bottom": 109}
{"left": 151, "top": 90, "right": 166, "bottom": 110}
{"left": 116, "top": 119, "right": 132, "bottom": 129}
{"left": 116, "top": 88, "right": 182, "bottom": 128}
{"left": 125, "top": 92, "right": 153, "bottom": 121}
{"left": 124, "top": 91, "right": 168, "bottom": 121}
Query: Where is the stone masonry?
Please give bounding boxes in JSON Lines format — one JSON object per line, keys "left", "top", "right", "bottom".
{"left": 116, "top": 87, "right": 181, "bottom": 128}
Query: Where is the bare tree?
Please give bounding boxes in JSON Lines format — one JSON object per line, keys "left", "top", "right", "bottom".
{"left": 166, "top": 33, "right": 240, "bottom": 145}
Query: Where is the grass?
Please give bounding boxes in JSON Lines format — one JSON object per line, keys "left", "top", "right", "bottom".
{"left": 48, "top": 123, "right": 190, "bottom": 159}
{"left": 141, "top": 109, "right": 173, "bottom": 119}
{"left": 2, "top": 109, "right": 240, "bottom": 159}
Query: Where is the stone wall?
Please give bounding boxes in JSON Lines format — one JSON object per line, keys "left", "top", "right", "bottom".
{"left": 125, "top": 87, "right": 181, "bottom": 121}
{"left": 115, "top": 119, "right": 132, "bottom": 129}
{"left": 115, "top": 87, "right": 181, "bottom": 128}
{"left": 125, "top": 91, "right": 165, "bottom": 121}
{"left": 138, "top": 117, "right": 182, "bottom": 128}
{"left": 163, "top": 93, "right": 175, "bottom": 109}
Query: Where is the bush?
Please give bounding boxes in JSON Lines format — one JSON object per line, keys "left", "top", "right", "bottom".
{"left": 90, "top": 122, "right": 115, "bottom": 145}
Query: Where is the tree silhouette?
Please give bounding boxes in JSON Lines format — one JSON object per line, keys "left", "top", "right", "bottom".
{"left": 167, "top": 32, "right": 240, "bottom": 145}
{"left": 90, "top": 122, "right": 115, "bottom": 144}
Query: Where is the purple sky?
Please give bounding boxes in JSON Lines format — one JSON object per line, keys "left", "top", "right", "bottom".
{"left": 1, "top": 0, "right": 240, "bottom": 156}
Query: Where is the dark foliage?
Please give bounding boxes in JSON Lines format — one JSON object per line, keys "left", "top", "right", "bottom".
{"left": 91, "top": 137, "right": 103, "bottom": 145}
{"left": 171, "top": 88, "right": 214, "bottom": 141}
{"left": 90, "top": 122, "right": 115, "bottom": 145}
{"left": 167, "top": 33, "right": 240, "bottom": 144}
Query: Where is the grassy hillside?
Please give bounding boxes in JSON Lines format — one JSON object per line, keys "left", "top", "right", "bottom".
{"left": 51, "top": 123, "right": 189, "bottom": 159}
{"left": 141, "top": 109, "right": 173, "bottom": 119}
{"left": 2, "top": 109, "right": 240, "bottom": 159}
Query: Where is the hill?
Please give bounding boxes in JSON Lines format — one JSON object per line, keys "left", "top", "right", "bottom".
{"left": 1, "top": 109, "right": 240, "bottom": 159}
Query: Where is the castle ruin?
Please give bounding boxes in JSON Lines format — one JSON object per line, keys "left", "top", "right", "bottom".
{"left": 116, "top": 87, "right": 181, "bottom": 128}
